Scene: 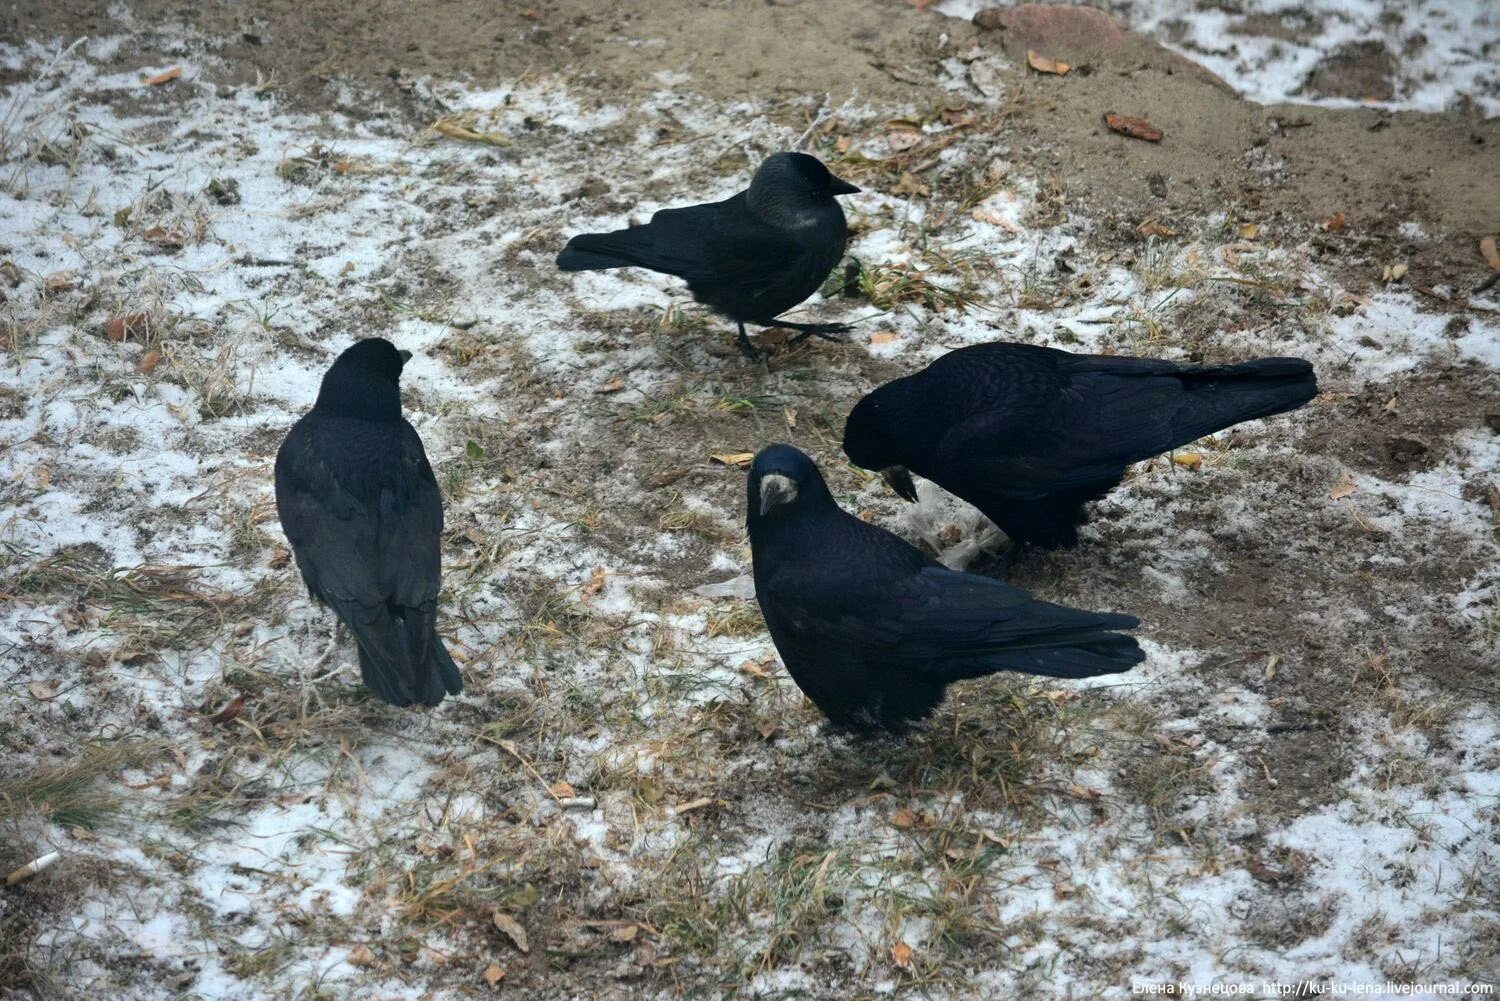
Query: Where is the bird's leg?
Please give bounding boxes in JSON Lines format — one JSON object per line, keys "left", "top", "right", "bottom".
{"left": 760, "top": 320, "right": 853, "bottom": 344}
{"left": 302, "top": 622, "right": 340, "bottom": 717}
{"left": 735, "top": 322, "right": 764, "bottom": 362}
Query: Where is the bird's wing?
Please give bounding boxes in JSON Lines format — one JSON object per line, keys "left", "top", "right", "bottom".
{"left": 276, "top": 423, "right": 443, "bottom": 702}
{"left": 933, "top": 360, "right": 1198, "bottom": 495}
{"left": 569, "top": 196, "right": 808, "bottom": 287}
{"left": 763, "top": 561, "right": 1137, "bottom": 680}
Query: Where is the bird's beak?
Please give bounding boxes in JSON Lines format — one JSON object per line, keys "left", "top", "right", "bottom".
{"left": 398, "top": 350, "right": 413, "bottom": 363}
{"left": 758, "top": 473, "right": 798, "bottom": 516}
{"left": 881, "top": 465, "right": 918, "bottom": 503}
{"left": 830, "top": 176, "right": 860, "bottom": 196}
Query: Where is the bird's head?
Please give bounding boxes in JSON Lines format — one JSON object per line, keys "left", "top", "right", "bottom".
{"left": 747, "top": 152, "right": 860, "bottom": 221}
{"left": 313, "top": 337, "right": 412, "bottom": 421}
{"left": 747, "top": 444, "right": 835, "bottom": 522}
{"left": 842, "top": 392, "right": 918, "bottom": 504}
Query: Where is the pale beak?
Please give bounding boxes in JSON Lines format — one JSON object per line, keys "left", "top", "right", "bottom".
{"left": 758, "top": 473, "right": 798, "bottom": 516}
{"left": 882, "top": 465, "right": 918, "bottom": 503}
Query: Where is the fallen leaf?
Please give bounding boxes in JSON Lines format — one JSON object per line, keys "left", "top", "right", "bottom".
{"left": 886, "top": 129, "right": 922, "bottom": 152}
{"left": 869, "top": 330, "right": 899, "bottom": 345}
{"left": 756, "top": 717, "right": 778, "bottom": 740}
{"left": 906, "top": 0, "right": 934, "bottom": 8}
{"left": 1137, "top": 219, "right": 1177, "bottom": 239}
{"left": 43, "top": 274, "right": 76, "bottom": 294}
{"left": 890, "top": 807, "right": 918, "bottom": 828}
{"left": 347, "top": 944, "right": 376, "bottom": 967}
{"left": 890, "top": 941, "right": 914, "bottom": 970}
{"left": 609, "top": 923, "right": 640, "bottom": 942}
{"left": 889, "top": 172, "right": 930, "bottom": 197}
{"left": 1481, "top": 236, "right": 1500, "bottom": 272}
{"left": 143, "top": 67, "right": 182, "bottom": 86}
{"left": 1067, "top": 784, "right": 1101, "bottom": 801}
{"left": 1104, "top": 113, "right": 1164, "bottom": 142}
{"left": 1026, "top": 50, "right": 1071, "bottom": 75}
{"left": 581, "top": 566, "right": 606, "bottom": 597}
{"left": 856, "top": 508, "right": 876, "bottom": 523}
{"left": 594, "top": 376, "right": 626, "bottom": 394}
{"left": 1330, "top": 473, "right": 1357, "bottom": 500}
{"left": 549, "top": 781, "right": 578, "bottom": 799}
{"left": 268, "top": 546, "right": 290, "bottom": 569}
{"left": 207, "top": 694, "right": 246, "bottom": 725}
{"left": 137, "top": 350, "right": 162, "bottom": 374}
{"left": 482, "top": 962, "right": 507, "bottom": 987}
{"left": 430, "top": 115, "right": 512, "bottom": 147}
{"left": 27, "top": 680, "right": 57, "bottom": 701}
{"left": 1171, "top": 452, "right": 1203, "bottom": 470}
{"left": 1322, "top": 212, "right": 1346, "bottom": 232}
{"left": 492, "top": 911, "right": 530, "bottom": 953}
{"left": 1238, "top": 222, "right": 1260, "bottom": 240}
{"left": 141, "top": 226, "right": 185, "bottom": 247}
{"left": 709, "top": 452, "right": 754, "bottom": 468}
{"left": 739, "top": 658, "right": 774, "bottom": 679}
{"left": 104, "top": 313, "right": 150, "bottom": 341}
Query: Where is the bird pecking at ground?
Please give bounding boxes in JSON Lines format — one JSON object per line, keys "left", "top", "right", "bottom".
{"left": 842, "top": 342, "right": 1318, "bottom": 552}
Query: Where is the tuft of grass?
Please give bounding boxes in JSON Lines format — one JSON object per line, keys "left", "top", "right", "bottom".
{"left": 0, "top": 740, "right": 166, "bottom": 833}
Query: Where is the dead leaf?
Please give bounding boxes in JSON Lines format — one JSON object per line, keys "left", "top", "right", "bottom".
{"left": 207, "top": 694, "right": 246, "bottom": 725}
{"left": 1322, "top": 212, "right": 1346, "bottom": 232}
{"left": 1238, "top": 222, "right": 1260, "bottom": 240}
{"left": 27, "top": 680, "right": 57, "bottom": 701}
{"left": 594, "top": 376, "right": 626, "bottom": 394}
{"left": 709, "top": 452, "right": 754, "bottom": 468}
{"left": 889, "top": 172, "right": 930, "bottom": 198}
{"left": 1171, "top": 452, "right": 1203, "bottom": 470}
{"left": 890, "top": 941, "right": 914, "bottom": 970}
{"left": 1026, "top": 50, "right": 1071, "bottom": 75}
{"left": 856, "top": 508, "right": 876, "bottom": 523}
{"left": 886, "top": 129, "right": 922, "bottom": 152}
{"left": 347, "top": 944, "right": 376, "bottom": 967}
{"left": 1481, "top": 236, "right": 1500, "bottom": 272}
{"left": 43, "top": 274, "right": 76, "bottom": 294}
{"left": 739, "top": 658, "right": 774, "bottom": 679}
{"left": 549, "top": 781, "right": 578, "bottom": 799}
{"left": 104, "top": 313, "right": 150, "bottom": 342}
{"left": 756, "top": 717, "right": 778, "bottom": 740}
{"left": 869, "top": 330, "right": 899, "bottom": 345}
{"left": 1067, "top": 784, "right": 1101, "bottom": 801}
{"left": 890, "top": 807, "right": 918, "bottom": 828}
{"left": 143, "top": 67, "right": 182, "bottom": 86}
{"left": 581, "top": 566, "right": 606, "bottom": 597}
{"left": 1103, "top": 113, "right": 1164, "bottom": 142}
{"left": 492, "top": 911, "right": 530, "bottom": 953}
{"left": 1137, "top": 218, "right": 1177, "bottom": 239}
{"left": 906, "top": 0, "right": 934, "bottom": 8}
{"left": 141, "top": 226, "right": 185, "bottom": 247}
{"left": 609, "top": 923, "right": 640, "bottom": 942}
{"left": 268, "top": 546, "right": 290, "bottom": 569}
{"left": 137, "top": 350, "right": 162, "bottom": 374}
{"left": 1330, "top": 473, "right": 1357, "bottom": 500}
{"left": 430, "top": 115, "right": 512, "bottom": 147}
{"left": 482, "top": 962, "right": 507, "bottom": 987}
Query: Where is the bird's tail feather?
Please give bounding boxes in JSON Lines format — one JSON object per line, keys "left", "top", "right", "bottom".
{"left": 1177, "top": 357, "right": 1318, "bottom": 437}
{"left": 418, "top": 636, "right": 464, "bottom": 707}
{"left": 556, "top": 231, "right": 644, "bottom": 272}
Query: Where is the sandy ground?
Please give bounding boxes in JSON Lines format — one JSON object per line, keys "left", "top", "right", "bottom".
{"left": 1, "top": 2, "right": 1497, "bottom": 999}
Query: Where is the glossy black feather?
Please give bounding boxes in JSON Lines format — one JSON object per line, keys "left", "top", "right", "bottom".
{"left": 843, "top": 342, "right": 1318, "bottom": 548}
{"left": 274, "top": 338, "right": 462, "bottom": 708}
{"left": 556, "top": 152, "right": 855, "bottom": 326}
{"left": 747, "top": 445, "right": 1143, "bottom": 733}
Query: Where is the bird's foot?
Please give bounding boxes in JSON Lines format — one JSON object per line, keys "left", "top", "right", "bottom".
{"left": 735, "top": 323, "right": 766, "bottom": 363}
{"left": 762, "top": 320, "right": 853, "bottom": 344}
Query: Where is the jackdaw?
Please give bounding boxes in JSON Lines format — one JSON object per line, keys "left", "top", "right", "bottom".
{"left": 556, "top": 152, "right": 859, "bottom": 359}
{"left": 843, "top": 343, "right": 1317, "bottom": 550}
{"left": 747, "top": 444, "right": 1143, "bottom": 733}
{"left": 274, "top": 338, "right": 462, "bottom": 707}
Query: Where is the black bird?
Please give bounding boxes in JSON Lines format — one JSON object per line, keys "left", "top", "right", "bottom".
{"left": 843, "top": 343, "right": 1318, "bottom": 550}
{"left": 274, "top": 338, "right": 462, "bottom": 708}
{"left": 556, "top": 152, "right": 859, "bottom": 359}
{"left": 747, "top": 445, "right": 1143, "bottom": 733}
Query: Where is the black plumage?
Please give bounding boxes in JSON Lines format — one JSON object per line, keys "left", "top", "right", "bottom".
{"left": 747, "top": 445, "right": 1143, "bottom": 733}
{"left": 274, "top": 338, "right": 462, "bottom": 708}
{"left": 556, "top": 152, "right": 859, "bottom": 358}
{"left": 843, "top": 342, "right": 1318, "bottom": 549}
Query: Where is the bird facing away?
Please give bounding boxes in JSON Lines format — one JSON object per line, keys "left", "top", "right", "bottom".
{"left": 746, "top": 445, "right": 1143, "bottom": 733}
{"left": 274, "top": 338, "right": 462, "bottom": 708}
{"left": 843, "top": 342, "right": 1318, "bottom": 550}
{"left": 556, "top": 151, "right": 859, "bottom": 359}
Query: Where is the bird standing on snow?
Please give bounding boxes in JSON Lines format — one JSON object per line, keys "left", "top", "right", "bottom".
{"left": 746, "top": 445, "right": 1143, "bottom": 733}
{"left": 842, "top": 343, "right": 1318, "bottom": 550}
{"left": 556, "top": 151, "right": 860, "bottom": 360}
{"left": 274, "top": 338, "right": 462, "bottom": 708}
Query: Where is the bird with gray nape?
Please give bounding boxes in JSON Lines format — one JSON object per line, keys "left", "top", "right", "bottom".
{"left": 274, "top": 338, "right": 462, "bottom": 708}
{"left": 746, "top": 444, "right": 1143, "bottom": 733}
{"left": 556, "top": 152, "right": 860, "bottom": 360}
